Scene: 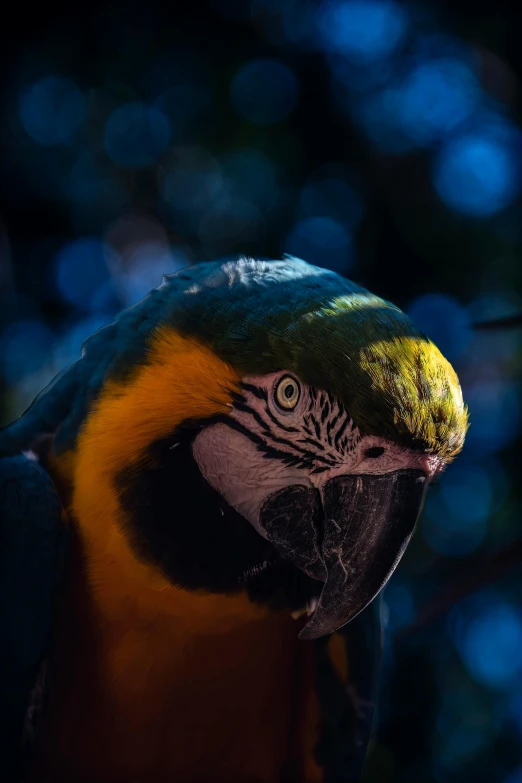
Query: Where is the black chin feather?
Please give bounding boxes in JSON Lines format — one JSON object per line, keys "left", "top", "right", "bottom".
{"left": 115, "top": 423, "right": 320, "bottom": 611}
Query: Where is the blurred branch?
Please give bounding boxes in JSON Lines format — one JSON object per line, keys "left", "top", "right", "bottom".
{"left": 473, "top": 314, "right": 522, "bottom": 329}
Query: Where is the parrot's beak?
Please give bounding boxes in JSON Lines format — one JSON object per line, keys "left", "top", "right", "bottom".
{"left": 260, "top": 469, "right": 427, "bottom": 640}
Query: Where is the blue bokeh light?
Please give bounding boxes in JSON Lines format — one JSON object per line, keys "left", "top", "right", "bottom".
{"left": 219, "top": 149, "right": 279, "bottom": 209}
{"left": 351, "top": 88, "right": 415, "bottom": 154}
{"left": 104, "top": 102, "right": 171, "bottom": 168}
{"left": 398, "top": 59, "right": 479, "bottom": 144}
{"left": 161, "top": 148, "right": 224, "bottom": 235}
{"left": 53, "top": 238, "right": 118, "bottom": 312}
{"left": 18, "top": 76, "right": 86, "bottom": 146}
{"left": 383, "top": 581, "right": 415, "bottom": 632}
{"left": 422, "top": 496, "right": 487, "bottom": 557}
{"left": 198, "top": 198, "right": 262, "bottom": 251}
{"left": 464, "top": 380, "right": 521, "bottom": 454}
{"left": 65, "top": 153, "right": 128, "bottom": 220}
{"left": 279, "top": 0, "right": 320, "bottom": 51}
{"left": 117, "top": 243, "right": 188, "bottom": 306}
{"left": 54, "top": 315, "right": 112, "bottom": 370}
{"left": 299, "top": 176, "right": 364, "bottom": 227}
{"left": 452, "top": 596, "right": 522, "bottom": 689}
{"left": 329, "top": 51, "right": 396, "bottom": 98}
{"left": 422, "top": 462, "right": 494, "bottom": 557}
{"left": 349, "top": 57, "right": 481, "bottom": 153}
{"left": 0, "top": 319, "right": 54, "bottom": 383}
{"left": 318, "top": 0, "right": 408, "bottom": 64}
{"left": 407, "top": 293, "right": 472, "bottom": 363}
{"left": 433, "top": 130, "right": 521, "bottom": 217}
{"left": 440, "top": 464, "right": 494, "bottom": 525}
{"left": 285, "top": 216, "right": 353, "bottom": 272}
{"left": 230, "top": 58, "right": 299, "bottom": 124}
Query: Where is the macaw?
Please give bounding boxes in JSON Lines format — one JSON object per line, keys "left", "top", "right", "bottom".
{"left": 0, "top": 256, "right": 468, "bottom": 783}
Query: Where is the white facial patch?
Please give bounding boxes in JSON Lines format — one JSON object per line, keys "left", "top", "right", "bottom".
{"left": 192, "top": 422, "right": 312, "bottom": 536}
{"left": 192, "top": 371, "right": 442, "bottom": 533}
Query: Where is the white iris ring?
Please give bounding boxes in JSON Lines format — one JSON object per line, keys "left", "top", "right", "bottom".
{"left": 275, "top": 375, "right": 300, "bottom": 410}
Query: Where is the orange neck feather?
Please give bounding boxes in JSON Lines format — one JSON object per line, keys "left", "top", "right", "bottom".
{"left": 51, "top": 327, "right": 272, "bottom": 631}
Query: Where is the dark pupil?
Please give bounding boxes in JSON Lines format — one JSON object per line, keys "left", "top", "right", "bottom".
{"left": 284, "top": 383, "right": 295, "bottom": 399}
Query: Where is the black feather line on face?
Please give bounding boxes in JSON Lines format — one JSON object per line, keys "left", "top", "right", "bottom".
{"left": 235, "top": 381, "right": 360, "bottom": 469}
{"left": 240, "top": 382, "right": 268, "bottom": 400}
{"left": 328, "top": 408, "right": 343, "bottom": 433}
{"left": 231, "top": 400, "right": 274, "bottom": 434}
{"left": 311, "top": 415, "right": 321, "bottom": 440}
{"left": 333, "top": 413, "right": 352, "bottom": 451}
{"left": 325, "top": 420, "right": 335, "bottom": 448}
{"left": 262, "top": 430, "right": 335, "bottom": 466}
{"left": 263, "top": 405, "right": 300, "bottom": 433}
{"left": 298, "top": 437, "right": 326, "bottom": 452}
{"left": 231, "top": 390, "right": 337, "bottom": 466}
{"left": 212, "top": 415, "right": 316, "bottom": 468}
{"left": 321, "top": 399, "right": 330, "bottom": 424}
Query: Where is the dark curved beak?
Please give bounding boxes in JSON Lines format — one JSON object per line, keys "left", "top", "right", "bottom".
{"left": 260, "top": 469, "right": 427, "bottom": 640}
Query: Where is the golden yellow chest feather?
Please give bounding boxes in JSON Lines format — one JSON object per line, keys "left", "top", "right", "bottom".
{"left": 28, "top": 531, "right": 323, "bottom": 783}
{"left": 27, "top": 330, "right": 324, "bottom": 782}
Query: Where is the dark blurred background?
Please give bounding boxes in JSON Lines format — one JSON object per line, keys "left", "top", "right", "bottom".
{"left": 0, "top": 0, "right": 521, "bottom": 780}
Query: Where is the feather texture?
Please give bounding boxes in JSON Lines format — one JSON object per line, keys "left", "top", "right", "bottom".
{"left": 0, "top": 257, "right": 467, "bottom": 461}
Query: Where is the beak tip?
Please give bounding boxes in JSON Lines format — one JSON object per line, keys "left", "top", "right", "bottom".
{"left": 298, "top": 611, "right": 349, "bottom": 641}
{"left": 297, "top": 628, "right": 318, "bottom": 642}
{"left": 277, "top": 469, "right": 427, "bottom": 642}
{"left": 298, "top": 626, "right": 322, "bottom": 641}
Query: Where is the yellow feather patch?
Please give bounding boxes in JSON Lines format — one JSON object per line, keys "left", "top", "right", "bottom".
{"left": 62, "top": 327, "right": 271, "bottom": 627}
{"left": 359, "top": 336, "right": 469, "bottom": 460}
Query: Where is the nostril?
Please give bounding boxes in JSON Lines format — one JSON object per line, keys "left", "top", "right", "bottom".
{"left": 365, "top": 446, "right": 385, "bottom": 459}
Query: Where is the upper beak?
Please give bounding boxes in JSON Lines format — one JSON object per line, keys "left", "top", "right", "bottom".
{"left": 260, "top": 469, "right": 427, "bottom": 640}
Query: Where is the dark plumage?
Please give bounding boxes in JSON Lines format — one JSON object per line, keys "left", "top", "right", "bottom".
{"left": 0, "top": 456, "right": 68, "bottom": 781}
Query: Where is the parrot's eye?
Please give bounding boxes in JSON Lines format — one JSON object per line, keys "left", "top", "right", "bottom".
{"left": 274, "top": 375, "right": 301, "bottom": 411}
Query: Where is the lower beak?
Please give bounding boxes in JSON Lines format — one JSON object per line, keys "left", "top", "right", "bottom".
{"left": 260, "top": 469, "right": 427, "bottom": 640}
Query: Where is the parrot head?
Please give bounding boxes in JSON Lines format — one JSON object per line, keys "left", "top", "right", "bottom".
{"left": 0, "top": 257, "right": 468, "bottom": 639}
